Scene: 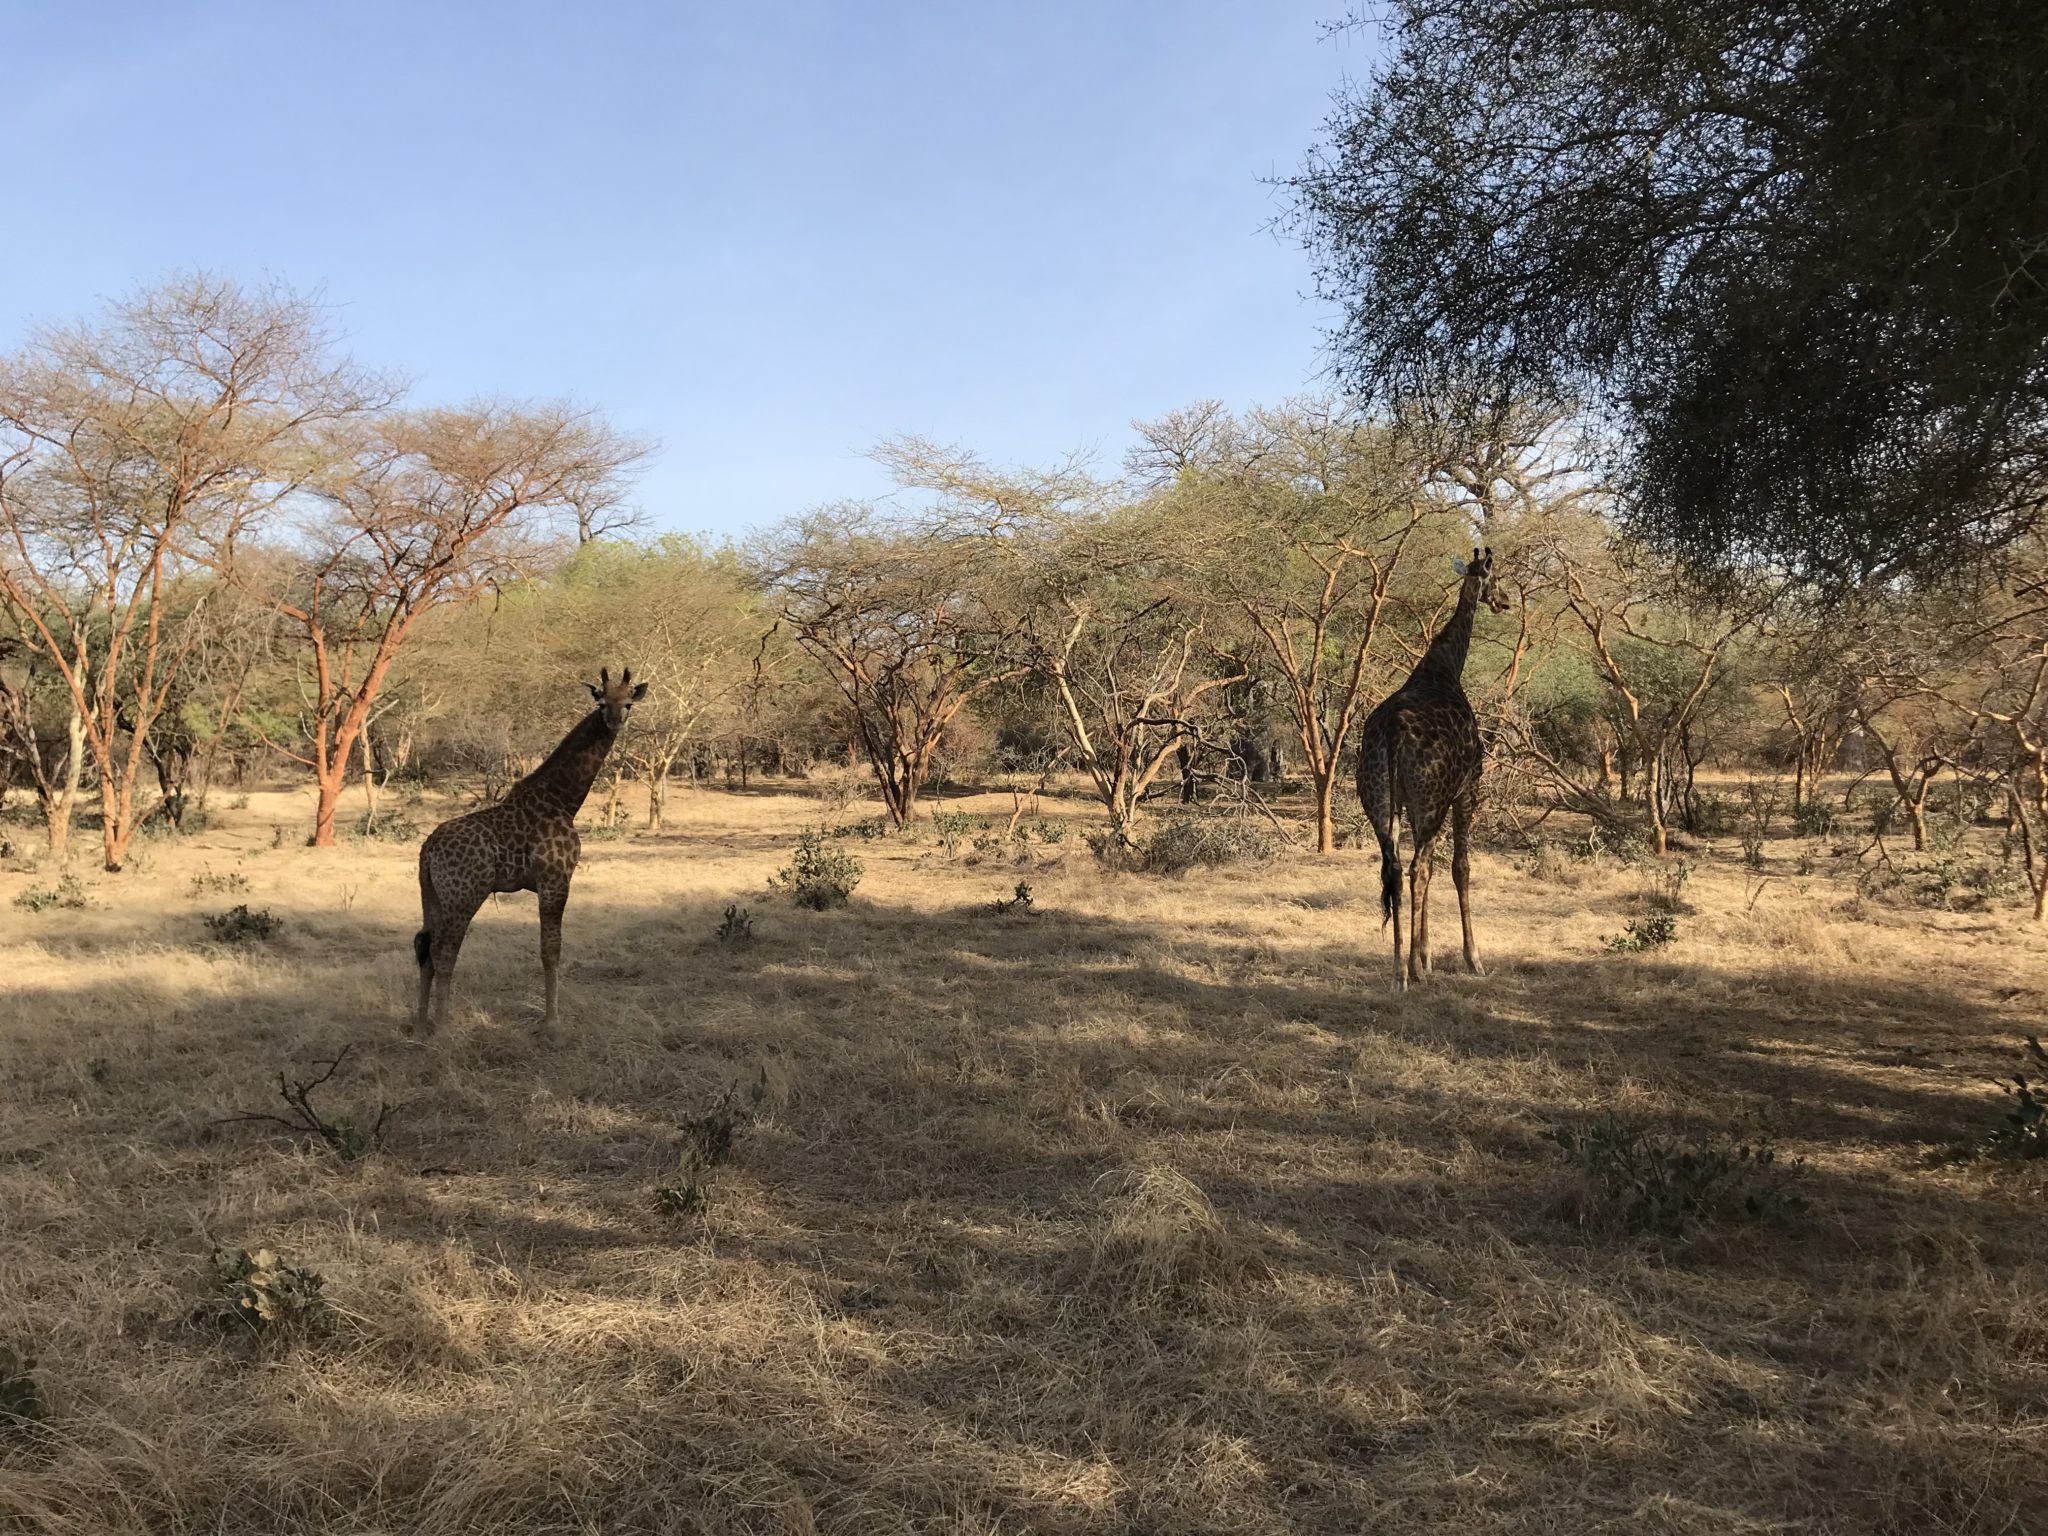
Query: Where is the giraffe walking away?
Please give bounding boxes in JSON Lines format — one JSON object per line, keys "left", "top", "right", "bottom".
{"left": 412, "top": 667, "right": 648, "bottom": 1035}
{"left": 1357, "top": 547, "right": 1510, "bottom": 989}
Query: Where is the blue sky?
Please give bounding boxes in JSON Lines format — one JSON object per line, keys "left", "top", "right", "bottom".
{"left": 2, "top": 2, "right": 1373, "bottom": 536}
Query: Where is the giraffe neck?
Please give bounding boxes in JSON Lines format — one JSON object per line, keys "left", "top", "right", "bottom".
{"left": 508, "top": 708, "right": 618, "bottom": 819}
{"left": 1410, "top": 574, "right": 1482, "bottom": 691}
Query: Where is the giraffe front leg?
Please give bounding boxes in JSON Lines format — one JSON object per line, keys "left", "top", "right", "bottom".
{"left": 537, "top": 881, "right": 571, "bottom": 1036}
{"left": 1452, "top": 797, "right": 1481, "bottom": 974}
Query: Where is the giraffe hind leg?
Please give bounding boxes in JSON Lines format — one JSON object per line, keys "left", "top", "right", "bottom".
{"left": 1452, "top": 794, "right": 1481, "bottom": 974}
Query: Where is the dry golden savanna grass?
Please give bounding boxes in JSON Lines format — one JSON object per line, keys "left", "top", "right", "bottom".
{"left": 2, "top": 780, "right": 2046, "bottom": 1534}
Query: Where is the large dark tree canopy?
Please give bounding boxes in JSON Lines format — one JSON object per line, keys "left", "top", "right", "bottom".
{"left": 1289, "top": 0, "right": 2048, "bottom": 585}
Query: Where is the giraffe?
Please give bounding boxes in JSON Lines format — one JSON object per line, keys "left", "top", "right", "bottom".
{"left": 411, "top": 667, "right": 647, "bottom": 1035}
{"left": 1357, "top": 547, "right": 1510, "bottom": 989}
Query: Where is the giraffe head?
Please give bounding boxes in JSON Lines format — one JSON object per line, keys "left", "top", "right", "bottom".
{"left": 587, "top": 666, "right": 649, "bottom": 731}
{"left": 1454, "top": 547, "right": 1512, "bottom": 613}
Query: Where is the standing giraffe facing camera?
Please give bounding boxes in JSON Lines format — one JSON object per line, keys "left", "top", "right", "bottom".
{"left": 412, "top": 667, "right": 647, "bottom": 1035}
{"left": 1357, "top": 547, "right": 1510, "bottom": 989}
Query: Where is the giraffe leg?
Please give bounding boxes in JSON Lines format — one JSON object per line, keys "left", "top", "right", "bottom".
{"left": 412, "top": 861, "right": 440, "bottom": 1036}
{"left": 537, "top": 879, "right": 570, "bottom": 1035}
{"left": 1409, "top": 839, "right": 1434, "bottom": 980}
{"left": 1452, "top": 796, "right": 1481, "bottom": 974}
{"left": 428, "top": 906, "right": 477, "bottom": 1033}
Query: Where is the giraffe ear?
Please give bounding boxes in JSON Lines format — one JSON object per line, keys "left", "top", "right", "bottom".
{"left": 1451, "top": 556, "right": 1468, "bottom": 575}
{"left": 587, "top": 683, "right": 604, "bottom": 703}
{"left": 631, "top": 681, "right": 649, "bottom": 701}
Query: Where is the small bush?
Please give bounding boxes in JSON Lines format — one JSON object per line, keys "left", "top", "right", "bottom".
{"left": 1605, "top": 913, "right": 1678, "bottom": 952}
{"left": 770, "top": 829, "right": 863, "bottom": 909}
{"left": 349, "top": 812, "right": 422, "bottom": 844}
{"left": 189, "top": 869, "right": 250, "bottom": 896}
{"left": 715, "top": 903, "right": 754, "bottom": 944}
{"left": 1689, "top": 791, "right": 1735, "bottom": 837}
{"left": 1033, "top": 817, "right": 1070, "bottom": 845}
{"left": 1119, "top": 816, "right": 1276, "bottom": 876}
{"left": 201, "top": 1248, "right": 333, "bottom": 1342}
{"left": 12, "top": 873, "right": 92, "bottom": 912}
{"left": 1986, "top": 1036, "right": 2048, "bottom": 1160}
{"left": 210, "top": 1044, "right": 395, "bottom": 1161}
{"left": 655, "top": 1070, "right": 769, "bottom": 1221}
{"left": 1792, "top": 801, "right": 1837, "bottom": 837}
{"left": 989, "top": 880, "right": 1035, "bottom": 915}
{"left": 927, "top": 808, "right": 982, "bottom": 855}
{"left": 832, "top": 814, "right": 891, "bottom": 842}
{"left": 1550, "top": 1116, "right": 1804, "bottom": 1235}
{"left": 1640, "top": 858, "right": 1693, "bottom": 911}
{"left": 0, "top": 1344, "right": 45, "bottom": 1431}
{"left": 204, "top": 904, "right": 283, "bottom": 944}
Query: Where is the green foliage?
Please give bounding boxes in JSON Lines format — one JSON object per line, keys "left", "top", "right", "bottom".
{"left": 927, "top": 808, "right": 980, "bottom": 855}
{"left": 1986, "top": 1036, "right": 2048, "bottom": 1160}
{"left": 1792, "top": 801, "right": 1837, "bottom": 838}
{"left": 349, "top": 812, "right": 422, "bottom": 844}
{"left": 770, "top": 829, "right": 863, "bottom": 909}
{"left": 716, "top": 903, "right": 754, "bottom": 945}
{"left": 12, "top": 873, "right": 92, "bottom": 912}
{"left": 204, "top": 904, "right": 283, "bottom": 944}
{"left": 1550, "top": 1116, "right": 1804, "bottom": 1235}
{"left": 1605, "top": 913, "right": 1678, "bottom": 953}
{"left": 1031, "top": 817, "right": 1070, "bottom": 845}
{"left": 188, "top": 868, "right": 250, "bottom": 896}
{"left": 656, "top": 1070, "right": 769, "bottom": 1221}
{"left": 201, "top": 1248, "right": 333, "bottom": 1342}
{"left": 831, "top": 815, "right": 891, "bottom": 842}
{"left": 0, "top": 1344, "right": 45, "bottom": 1431}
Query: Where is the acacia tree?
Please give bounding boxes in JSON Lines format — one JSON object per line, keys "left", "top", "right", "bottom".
{"left": 1153, "top": 401, "right": 1460, "bottom": 852}
{"left": 759, "top": 483, "right": 1026, "bottom": 827}
{"left": 1290, "top": 0, "right": 2048, "bottom": 584}
{"left": 263, "top": 403, "right": 645, "bottom": 846}
{"left": 1538, "top": 518, "right": 1777, "bottom": 854}
{"left": 539, "top": 535, "right": 761, "bottom": 830}
{"left": 0, "top": 276, "right": 373, "bottom": 868}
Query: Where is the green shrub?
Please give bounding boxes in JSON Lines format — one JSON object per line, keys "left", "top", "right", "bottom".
{"left": 189, "top": 869, "right": 251, "bottom": 896}
{"left": 204, "top": 904, "right": 283, "bottom": 944}
{"left": 11, "top": 873, "right": 92, "bottom": 912}
{"left": 1791, "top": 801, "right": 1836, "bottom": 837}
{"left": 770, "top": 829, "right": 863, "bottom": 909}
{"left": 1550, "top": 1116, "right": 1803, "bottom": 1235}
{"left": 1605, "top": 913, "right": 1678, "bottom": 952}
{"left": 1987, "top": 1036, "right": 2048, "bottom": 1160}
{"left": 349, "top": 812, "right": 422, "bottom": 844}
{"left": 201, "top": 1248, "right": 333, "bottom": 1342}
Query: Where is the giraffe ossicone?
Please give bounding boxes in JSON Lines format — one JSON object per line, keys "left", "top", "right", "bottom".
{"left": 411, "top": 666, "right": 648, "bottom": 1035}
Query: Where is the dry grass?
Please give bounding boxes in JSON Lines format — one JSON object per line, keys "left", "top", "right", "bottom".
{"left": 2, "top": 781, "right": 2046, "bottom": 1534}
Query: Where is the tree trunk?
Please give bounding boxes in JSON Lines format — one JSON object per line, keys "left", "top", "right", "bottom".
{"left": 1313, "top": 770, "right": 1338, "bottom": 854}
{"left": 312, "top": 762, "right": 347, "bottom": 847}
{"left": 45, "top": 709, "right": 84, "bottom": 863}
{"left": 360, "top": 723, "right": 379, "bottom": 828}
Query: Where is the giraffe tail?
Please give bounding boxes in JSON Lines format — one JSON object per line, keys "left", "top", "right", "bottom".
{"left": 1377, "top": 826, "right": 1401, "bottom": 930}
{"left": 414, "top": 928, "right": 432, "bottom": 969}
